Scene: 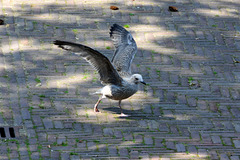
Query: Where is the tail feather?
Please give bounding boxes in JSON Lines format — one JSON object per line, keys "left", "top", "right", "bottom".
{"left": 90, "top": 90, "right": 102, "bottom": 95}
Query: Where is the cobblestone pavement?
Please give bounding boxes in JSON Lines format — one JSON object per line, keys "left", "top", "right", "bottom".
{"left": 0, "top": 0, "right": 240, "bottom": 159}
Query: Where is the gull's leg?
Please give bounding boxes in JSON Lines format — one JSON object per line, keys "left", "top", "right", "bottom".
{"left": 119, "top": 100, "right": 122, "bottom": 114}
{"left": 94, "top": 97, "right": 102, "bottom": 112}
{"left": 119, "top": 100, "right": 128, "bottom": 117}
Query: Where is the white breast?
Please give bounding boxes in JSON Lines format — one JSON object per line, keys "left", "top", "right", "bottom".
{"left": 101, "top": 85, "right": 112, "bottom": 98}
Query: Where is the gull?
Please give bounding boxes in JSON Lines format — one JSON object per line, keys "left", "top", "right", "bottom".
{"left": 53, "top": 24, "right": 146, "bottom": 116}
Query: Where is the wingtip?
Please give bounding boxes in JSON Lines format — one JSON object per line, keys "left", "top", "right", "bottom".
{"left": 53, "top": 40, "right": 59, "bottom": 45}
{"left": 53, "top": 40, "right": 71, "bottom": 47}
{"left": 53, "top": 40, "right": 69, "bottom": 50}
{"left": 53, "top": 40, "right": 62, "bottom": 45}
{"left": 110, "top": 24, "right": 117, "bottom": 33}
{"left": 110, "top": 23, "right": 121, "bottom": 31}
{"left": 111, "top": 23, "right": 118, "bottom": 27}
{"left": 109, "top": 24, "right": 124, "bottom": 38}
{"left": 112, "top": 23, "right": 119, "bottom": 27}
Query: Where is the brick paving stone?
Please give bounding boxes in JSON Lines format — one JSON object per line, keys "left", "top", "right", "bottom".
{"left": 210, "top": 150, "right": 219, "bottom": 160}
{"left": 222, "top": 137, "right": 233, "bottom": 146}
{"left": 231, "top": 156, "right": 240, "bottom": 160}
{"left": 155, "top": 139, "right": 164, "bottom": 148}
{"left": 9, "top": 150, "right": 18, "bottom": 159}
{"left": 38, "top": 133, "right": 47, "bottom": 142}
{"left": 41, "top": 149, "right": 50, "bottom": 158}
{"left": 144, "top": 136, "right": 153, "bottom": 145}
{"left": 18, "top": 142, "right": 28, "bottom": 157}
{"left": 31, "top": 152, "right": 40, "bottom": 160}
{"left": 130, "top": 150, "right": 139, "bottom": 159}
{"left": 114, "top": 130, "right": 123, "bottom": 138}
{"left": 187, "top": 97, "right": 197, "bottom": 107}
{"left": 54, "top": 121, "right": 64, "bottom": 129}
{"left": 166, "top": 142, "right": 175, "bottom": 150}
{"left": 169, "top": 126, "right": 178, "bottom": 134}
{"left": 231, "top": 109, "right": 240, "bottom": 117}
{"left": 83, "top": 124, "right": 92, "bottom": 133}
{"left": 108, "top": 146, "right": 118, "bottom": 156}
{"left": 119, "top": 148, "right": 129, "bottom": 157}
{"left": 148, "top": 120, "right": 159, "bottom": 130}
{"left": 233, "top": 140, "right": 240, "bottom": 148}
{"left": 123, "top": 132, "right": 133, "bottom": 141}
{"left": 64, "top": 122, "right": 73, "bottom": 129}
{"left": 176, "top": 143, "right": 186, "bottom": 152}
{"left": 134, "top": 134, "right": 143, "bottom": 144}
{"left": 48, "top": 134, "right": 57, "bottom": 143}
{"left": 50, "top": 151, "right": 60, "bottom": 159}
{"left": 139, "top": 152, "right": 150, "bottom": 160}
{"left": 57, "top": 137, "right": 66, "bottom": 145}
{"left": 219, "top": 106, "right": 230, "bottom": 116}
{"left": 73, "top": 123, "right": 82, "bottom": 131}
{"left": 71, "top": 155, "right": 80, "bottom": 160}
{"left": 198, "top": 149, "right": 208, "bottom": 158}
{"left": 103, "top": 128, "right": 114, "bottom": 137}
{"left": 188, "top": 145, "right": 197, "bottom": 154}
{"left": 159, "top": 124, "right": 169, "bottom": 132}
{"left": 19, "top": 156, "right": 30, "bottom": 160}
{"left": 220, "top": 154, "right": 231, "bottom": 160}
{"left": 222, "top": 121, "right": 234, "bottom": 130}
{"left": 77, "top": 141, "right": 87, "bottom": 149}
{"left": 212, "top": 135, "right": 222, "bottom": 144}
{"left": 61, "top": 152, "right": 70, "bottom": 160}
{"left": 87, "top": 142, "right": 97, "bottom": 151}
{"left": 234, "top": 124, "right": 240, "bottom": 132}
{"left": 29, "top": 145, "right": 38, "bottom": 152}
{"left": 43, "top": 118, "right": 54, "bottom": 129}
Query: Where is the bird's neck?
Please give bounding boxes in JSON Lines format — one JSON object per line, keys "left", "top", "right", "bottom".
{"left": 123, "top": 77, "right": 135, "bottom": 84}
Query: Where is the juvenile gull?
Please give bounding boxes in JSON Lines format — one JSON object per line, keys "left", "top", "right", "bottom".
{"left": 53, "top": 24, "right": 146, "bottom": 116}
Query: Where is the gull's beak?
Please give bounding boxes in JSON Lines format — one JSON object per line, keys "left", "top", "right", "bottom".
{"left": 141, "top": 81, "right": 147, "bottom": 85}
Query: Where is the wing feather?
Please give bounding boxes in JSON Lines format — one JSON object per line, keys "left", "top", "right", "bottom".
{"left": 110, "top": 24, "right": 137, "bottom": 75}
{"left": 53, "top": 40, "right": 123, "bottom": 85}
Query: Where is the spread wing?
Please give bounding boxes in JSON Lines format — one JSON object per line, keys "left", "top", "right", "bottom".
{"left": 53, "top": 40, "right": 123, "bottom": 85}
{"left": 110, "top": 24, "right": 137, "bottom": 75}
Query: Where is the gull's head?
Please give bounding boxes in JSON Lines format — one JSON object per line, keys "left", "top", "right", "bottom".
{"left": 131, "top": 74, "right": 146, "bottom": 85}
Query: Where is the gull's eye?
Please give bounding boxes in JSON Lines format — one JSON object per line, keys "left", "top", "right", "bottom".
{"left": 135, "top": 78, "right": 139, "bottom": 80}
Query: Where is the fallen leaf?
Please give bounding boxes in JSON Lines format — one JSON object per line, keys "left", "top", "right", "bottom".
{"left": 169, "top": 6, "right": 178, "bottom": 12}
{"left": 110, "top": 6, "right": 119, "bottom": 10}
